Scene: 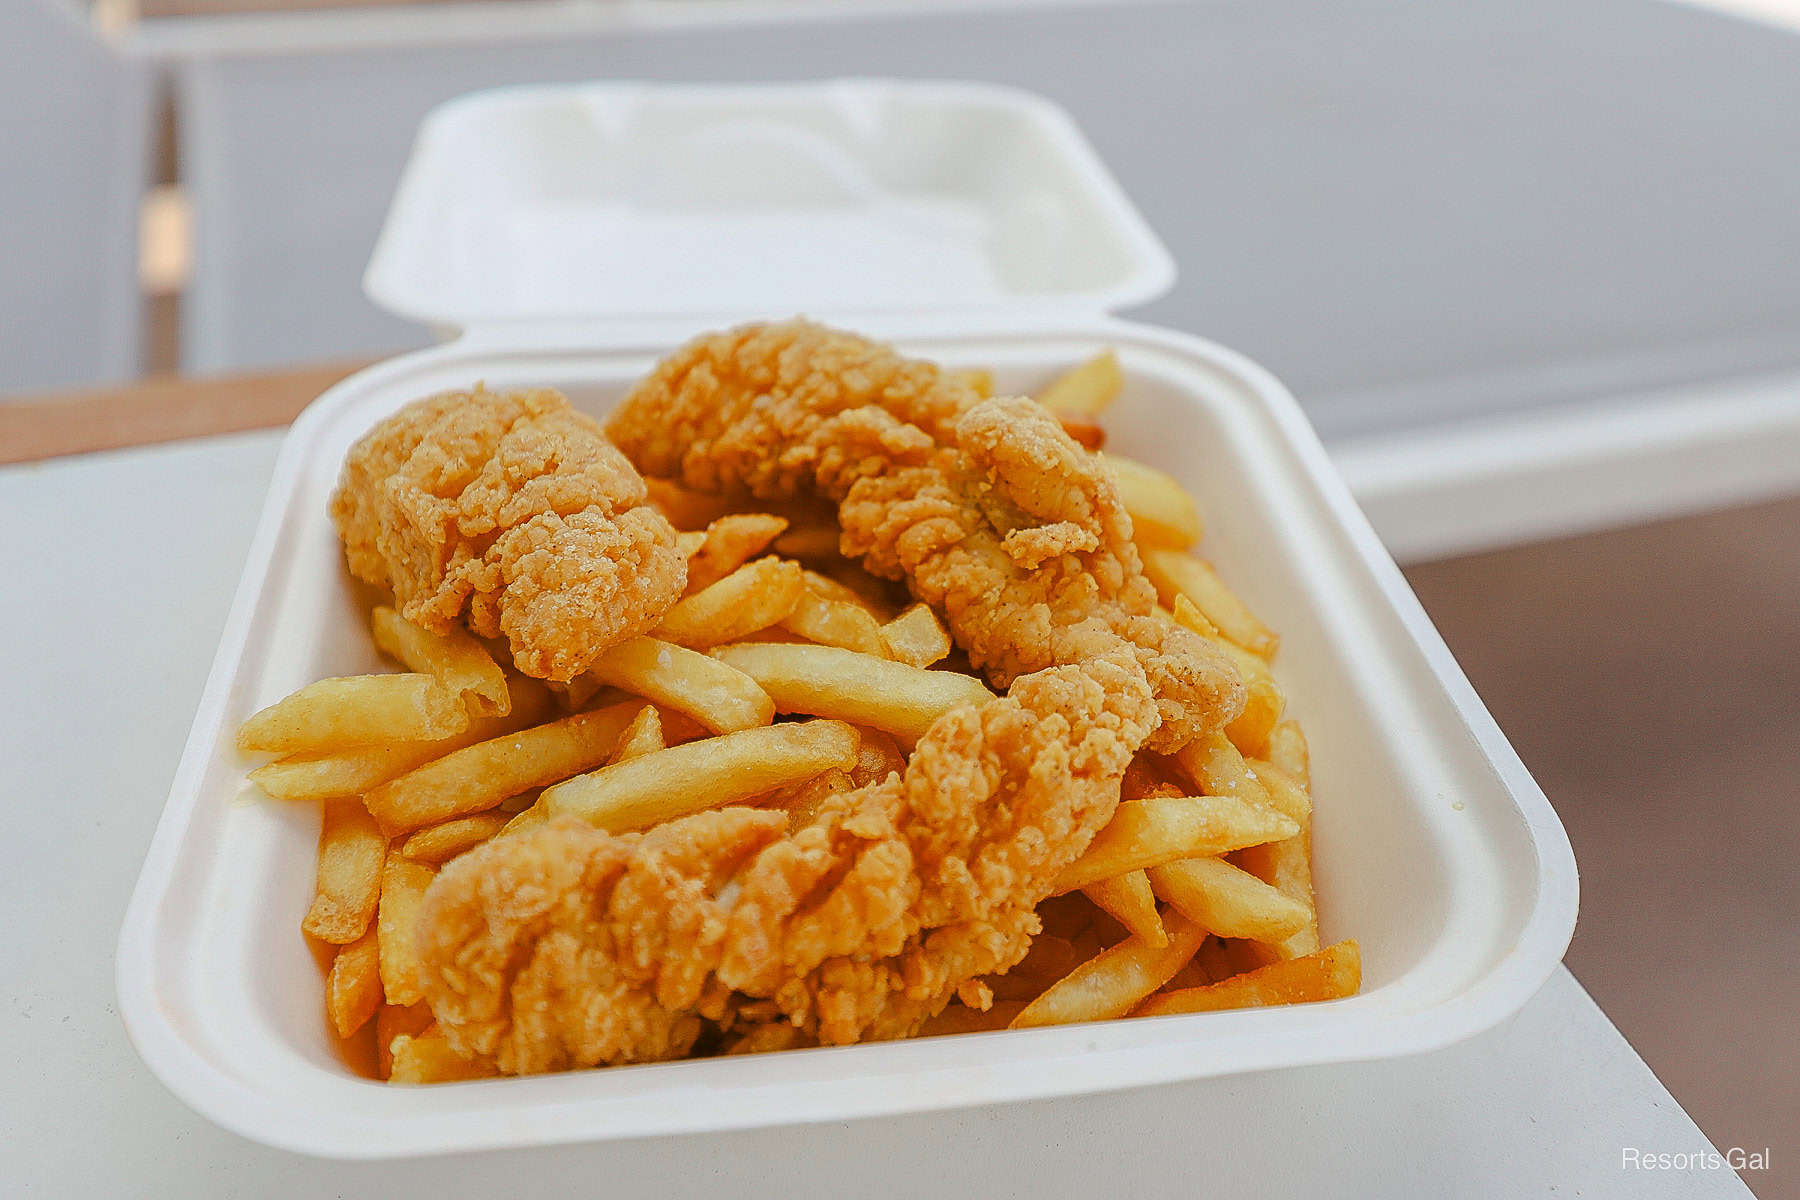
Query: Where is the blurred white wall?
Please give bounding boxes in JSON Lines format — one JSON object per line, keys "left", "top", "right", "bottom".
{"left": 0, "top": 0, "right": 153, "bottom": 397}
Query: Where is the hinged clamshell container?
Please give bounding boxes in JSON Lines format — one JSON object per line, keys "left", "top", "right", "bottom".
{"left": 119, "top": 80, "right": 1577, "bottom": 1160}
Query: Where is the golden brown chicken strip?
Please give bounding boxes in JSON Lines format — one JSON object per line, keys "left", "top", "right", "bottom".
{"left": 331, "top": 387, "right": 686, "bottom": 681}
{"left": 608, "top": 321, "right": 1242, "bottom": 750}
{"left": 415, "top": 645, "right": 1155, "bottom": 1073}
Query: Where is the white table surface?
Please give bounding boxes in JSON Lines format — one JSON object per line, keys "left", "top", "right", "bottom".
{"left": 0, "top": 431, "right": 1755, "bottom": 1197}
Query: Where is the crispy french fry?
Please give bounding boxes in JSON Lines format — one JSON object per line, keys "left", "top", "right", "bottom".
{"left": 684, "top": 513, "right": 790, "bottom": 593}
{"left": 1037, "top": 349, "right": 1123, "bottom": 417}
{"left": 608, "top": 704, "right": 665, "bottom": 763}
{"left": 920, "top": 1001, "right": 1030, "bottom": 1036}
{"left": 1172, "top": 730, "right": 1278, "bottom": 814}
{"left": 1133, "top": 941, "right": 1360, "bottom": 1017}
{"left": 782, "top": 585, "right": 888, "bottom": 656}
{"left": 586, "top": 637, "right": 774, "bottom": 735}
{"left": 325, "top": 926, "right": 382, "bottom": 1038}
{"left": 301, "top": 798, "right": 386, "bottom": 944}
{"left": 1194, "top": 935, "right": 1239, "bottom": 983}
{"left": 816, "top": 563, "right": 901, "bottom": 618}
{"left": 400, "top": 811, "right": 511, "bottom": 865}
{"left": 1169, "top": 592, "right": 1221, "bottom": 639}
{"left": 657, "top": 558, "right": 806, "bottom": 648}
{"left": 1083, "top": 871, "right": 1167, "bottom": 947}
{"left": 249, "top": 678, "right": 554, "bottom": 802}
{"left": 724, "top": 1025, "right": 809, "bottom": 1056}
{"left": 772, "top": 523, "right": 843, "bottom": 561}
{"left": 370, "top": 606, "right": 509, "bottom": 717}
{"left": 1148, "top": 856, "right": 1311, "bottom": 942}
{"left": 375, "top": 1003, "right": 434, "bottom": 1080}
{"left": 237, "top": 673, "right": 467, "bottom": 754}
{"left": 1266, "top": 720, "right": 1310, "bottom": 785}
{"left": 711, "top": 643, "right": 994, "bottom": 742}
{"left": 1055, "top": 794, "right": 1298, "bottom": 893}
{"left": 388, "top": 1031, "right": 496, "bottom": 1084}
{"left": 376, "top": 858, "right": 435, "bottom": 1007}
{"left": 364, "top": 700, "right": 649, "bottom": 836}
{"left": 1105, "top": 455, "right": 1202, "bottom": 549}
{"left": 499, "top": 801, "right": 548, "bottom": 839}
{"left": 541, "top": 719, "right": 860, "bottom": 833}
{"left": 1011, "top": 909, "right": 1207, "bottom": 1028}
{"left": 1058, "top": 417, "right": 1106, "bottom": 451}
{"left": 1213, "top": 638, "right": 1285, "bottom": 758}
{"left": 1143, "top": 550, "right": 1277, "bottom": 659}
{"left": 879, "top": 603, "right": 952, "bottom": 668}
{"left": 1234, "top": 759, "right": 1320, "bottom": 961}
{"left": 645, "top": 477, "right": 738, "bottom": 530}
{"left": 1249, "top": 758, "right": 1311, "bottom": 823}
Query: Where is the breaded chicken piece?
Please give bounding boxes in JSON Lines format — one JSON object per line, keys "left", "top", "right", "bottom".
{"left": 331, "top": 387, "right": 686, "bottom": 681}
{"left": 608, "top": 322, "right": 1243, "bottom": 750}
{"left": 415, "top": 647, "right": 1155, "bottom": 1073}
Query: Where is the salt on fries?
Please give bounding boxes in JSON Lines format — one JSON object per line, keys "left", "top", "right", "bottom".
{"left": 239, "top": 345, "right": 1355, "bottom": 1082}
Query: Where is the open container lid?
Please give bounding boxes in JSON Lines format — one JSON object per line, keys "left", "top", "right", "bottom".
{"left": 363, "top": 79, "right": 1176, "bottom": 336}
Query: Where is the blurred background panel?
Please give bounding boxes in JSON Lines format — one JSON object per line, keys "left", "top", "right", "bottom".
{"left": 165, "top": 0, "right": 1800, "bottom": 446}
{"left": 0, "top": 0, "right": 153, "bottom": 396}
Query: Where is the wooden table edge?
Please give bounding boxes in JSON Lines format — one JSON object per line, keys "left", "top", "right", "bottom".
{"left": 0, "top": 361, "right": 370, "bottom": 466}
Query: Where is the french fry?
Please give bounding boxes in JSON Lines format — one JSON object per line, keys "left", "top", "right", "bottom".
{"left": 1082, "top": 871, "right": 1166, "bottom": 947}
{"left": 1191, "top": 935, "right": 1237, "bottom": 984}
{"left": 1105, "top": 455, "right": 1202, "bottom": 549}
{"left": 370, "top": 606, "right": 509, "bottom": 717}
{"left": 237, "top": 673, "right": 468, "bottom": 754}
{"left": 388, "top": 1031, "right": 496, "bottom": 1084}
{"left": 772, "top": 523, "right": 843, "bottom": 561}
{"left": 711, "top": 643, "right": 994, "bottom": 742}
{"left": 724, "top": 1025, "right": 809, "bottom": 1056}
{"left": 764, "top": 766, "right": 855, "bottom": 830}
{"left": 657, "top": 558, "right": 806, "bottom": 648}
{"left": 364, "top": 701, "right": 649, "bottom": 836}
{"left": 1172, "top": 730, "right": 1278, "bottom": 814}
{"left": 301, "top": 799, "right": 386, "bottom": 944}
{"left": 375, "top": 1003, "right": 434, "bottom": 1080}
{"left": 1266, "top": 719, "right": 1310, "bottom": 785}
{"left": 249, "top": 678, "right": 554, "bottom": 802}
{"left": 400, "top": 811, "right": 511, "bottom": 865}
{"left": 1148, "top": 856, "right": 1311, "bottom": 942}
{"left": 325, "top": 927, "right": 382, "bottom": 1038}
{"left": 1133, "top": 941, "right": 1361, "bottom": 1017}
{"left": 376, "top": 858, "right": 435, "bottom": 1007}
{"left": 499, "top": 801, "right": 548, "bottom": 839}
{"left": 684, "top": 513, "right": 790, "bottom": 593}
{"left": 920, "top": 1001, "right": 1029, "bottom": 1036}
{"left": 1037, "top": 349, "right": 1123, "bottom": 417}
{"left": 1143, "top": 550, "right": 1277, "bottom": 658}
{"left": 1011, "top": 909, "right": 1207, "bottom": 1028}
{"left": 541, "top": 719, "right": 860, "bottom": 833}
{"left": 782, "top": 584, "right": 888, "bottom": 656}
{"left": 879, "top": 603, "right": 952, "bottom": 668}
{"left": 1055, "top": 794, "right": 1298, "bottom": 893}
{"left": 1058, "top": 417, "right": 1106, "bottom": 451}
{"left": 1234, "top": 760, "right": 1320, "bottom": 961}
{"left": 645, "top": 477, "right": 738, "bottom": 530}
{"left": 608, "top": 704, "right": 664, "bottom": 763}
{"left": 816, "top": 562, "right": 901, "bottom": 618}
{"left": 1213, "top": 639, "right": 1285, "bottom": 758}
{"left": 586, "top": 637, "right": 774, "bottom": 735}
{"left": 1169, "top": 592, "right": 1221, "bottom": 639}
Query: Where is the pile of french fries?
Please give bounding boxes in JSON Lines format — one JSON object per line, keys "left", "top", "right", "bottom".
{"left": 237, "top": 351, "right": 1357, "bottom": 1084}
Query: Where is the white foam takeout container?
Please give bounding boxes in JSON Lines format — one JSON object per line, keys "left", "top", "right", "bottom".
{"left": 118, "top": 80, "right": 1577, "bottom": 1159}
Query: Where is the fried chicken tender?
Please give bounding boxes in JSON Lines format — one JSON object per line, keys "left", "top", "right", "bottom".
{"left": 608, "top": 321, "right": 1243, "bottom": 750}
{"left": 415, "top": 647, "right": 1155, "bottom": 1073}
{"left": 331, "top": 387, "right": 686, "bottom": 681}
